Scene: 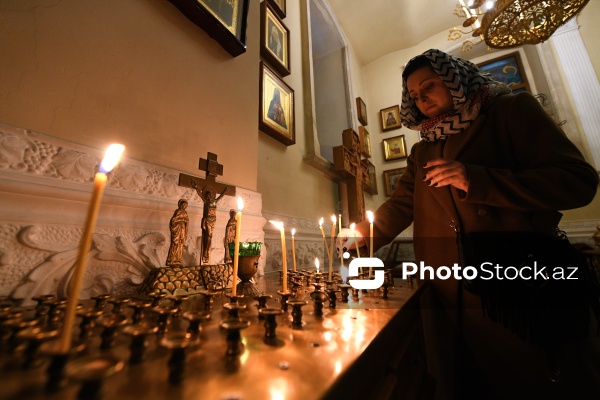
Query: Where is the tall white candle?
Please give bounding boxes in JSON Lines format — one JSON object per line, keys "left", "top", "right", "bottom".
{"left": 318, "top": 217, "right": 330, "bottom": 263}
{"left": 58, "top": 144, "right": 124, "bottom": 354}
{"left": 291, "top": 228, "right": 297, "bottom": 272}
{"left": 271, "top": 221, "right": 287, "bottom": 292}
{"left": 367, "top": 210, "right": 374, "bottom": 278}
{"left": 329, "top": 215, "right": 336, "bottom": 281}
{"left": 338, "top": 214, "right": 344, "bottom": 271}
{"left": 231, "top": 197, "right": 244, "bottom": 297}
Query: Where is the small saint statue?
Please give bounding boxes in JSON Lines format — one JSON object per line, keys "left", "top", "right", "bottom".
{"left": 166, "top": 199, "right": 189, "bottom": 267}
{"left": 191, "top": 180, "right": 228, "bottom": 265}
{"left": 223, "top": 209, "right": 237, "bottom": 264}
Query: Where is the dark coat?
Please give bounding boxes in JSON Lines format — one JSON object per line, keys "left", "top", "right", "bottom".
{"left": 356, "top": 92, "right": 600, "bottom": 399}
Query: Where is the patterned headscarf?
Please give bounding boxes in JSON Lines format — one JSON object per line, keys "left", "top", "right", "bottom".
{"left": 400, "top": 49, "right": 510, "bottom": 142}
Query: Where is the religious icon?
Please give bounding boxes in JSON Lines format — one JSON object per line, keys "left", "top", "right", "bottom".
{"left": 267, "top": 21, "right": 283, "bottom": 61}
{"left": 166, "top": 199, "right": 189, "bottom": 267}
{"left": 383, "top": 135, "right": 407, "bottom": 161}
{"left": 191, "top": 180, "right": 228, "bottom": 265}
{"left": 383, "top": 167, "right": 406, "bottom": 197}
{"left": 267, "top": 87, "right": 287, "bottom": 129}
{"left": 380, "top": 105, "right": 402, "bottom": 131}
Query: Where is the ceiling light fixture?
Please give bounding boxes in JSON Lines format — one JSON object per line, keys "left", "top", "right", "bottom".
{"left": 449, "top": 0, "right": 590, "bottom": 52}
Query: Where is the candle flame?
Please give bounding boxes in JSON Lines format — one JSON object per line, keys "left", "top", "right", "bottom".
{"left": 331, "top": 215, "right": 337, "bottom": 223}
{"left": 237, "top": 197, "right": 244, "bottom": 211}
{"left": 315, "top": 257, "right": 320, "bottom": 271}
{"left": 291, "top": 228, "right": 296, "bottom": 236}
{"left": 319, "top": 217, "right": 324, "bottom": 227}
{"left": 99, "top": 144, "right": 125, "bottom": 174}
{"left": 367, "top": 210, "right": 374, "bottom": 224}
{"left": 270, "top": 220, "right": 284, "bottom": 231}
{"left": 350, "top": 223, "right": 356, "bottom": 231}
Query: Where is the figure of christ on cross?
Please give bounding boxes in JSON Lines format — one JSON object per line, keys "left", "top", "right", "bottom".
{"left": 191, "top": 181, "right": 228, "bottom": 265}
{"left": 178, "top": 152, "right": 236, "bottom": 265}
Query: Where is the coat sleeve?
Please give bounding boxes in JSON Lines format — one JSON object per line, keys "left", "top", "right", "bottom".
{"left": 462, "top": 92, "right": 598, "bottom": 211}
{"left": 355, "top": 144, "right": 417, "bottom": 252}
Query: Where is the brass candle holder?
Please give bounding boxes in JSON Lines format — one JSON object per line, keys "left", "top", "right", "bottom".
{"left": 287, "top": 299, "right": 308, "bottom": 329}
{"left": 65, "top": 353, "right": 124, "bottom": 399}
{"left": 257, "top": 308, "right": 283, "bottom": 344}
{"left": 310, "top": 290, "right": 328, "bottom": 318}
{"left": 253, "top": 294, "right": 272, "bottom": 319}
{"left": 338, "top": 284, "right": 351, "bottom": 303}
{"left": 160, "top": 332, "right": 201, "bottom": 384}
{"left": 122, "top": 323, "right": 159, "bottom": 364}
{"left": 277, "top": 290, "right": 292, "bottom": 312}
{"left": 220, "top": 318, "right": 251, "bottom": 358}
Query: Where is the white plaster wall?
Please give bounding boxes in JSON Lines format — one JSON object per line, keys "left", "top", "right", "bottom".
{"left": 0, "top": 124, "right": 266, "bottom": 303}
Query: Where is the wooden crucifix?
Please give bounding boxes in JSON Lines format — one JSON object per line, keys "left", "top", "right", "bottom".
{"left": 333, "top": 129, "right": 370, "bottom": 224}
{"left": 179, "top": 152, "right": 236, "bottom": 265}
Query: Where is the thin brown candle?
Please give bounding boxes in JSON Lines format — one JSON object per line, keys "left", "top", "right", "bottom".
{"left": 58, "top": 144, "right": 124, "bottom": 354}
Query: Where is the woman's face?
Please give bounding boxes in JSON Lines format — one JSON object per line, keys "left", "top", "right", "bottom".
{"left": 406, "top": 65, "right": 453, "bottom": 118}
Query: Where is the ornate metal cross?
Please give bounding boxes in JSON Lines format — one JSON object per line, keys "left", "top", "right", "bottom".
{"left": 178, "top": 152, "right": 236, "bottom": 264}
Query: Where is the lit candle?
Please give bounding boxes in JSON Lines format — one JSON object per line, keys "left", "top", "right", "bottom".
{"left": 271, "top": 221, "right": 287, "bottom": 292}
{"left": 367, "top": 210, "right": 374, "bottom": 278}
{"left": 315, "top": 257, "right": 320, "bottom": 273}
{"left": 318, "top": 217, "right": 330, "bottom": 264}
{"left": 58, "top": 144, "right": 124, "bottom": 354}
{"left": 338, "top": 214, "right": 343, "bottom": 271}
{"left": 231, "top": 197, "right": 244, "bottom": 296}
{"left": 291, "top": 228, "right": 297, "bottom": 272}
{"left": 329, "top": 215, "right": 336, "bottom": 281}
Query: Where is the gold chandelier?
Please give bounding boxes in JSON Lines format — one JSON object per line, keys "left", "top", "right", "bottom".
{"left": 449, "top": 0, "right": 591, "bottom": 52}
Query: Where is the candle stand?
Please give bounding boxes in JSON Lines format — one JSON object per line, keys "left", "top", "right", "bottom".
{"left": 338, "top": 284, "right": 351, "bottom": 303}
{"left": 258, "top": 307, "right": 283, "bottom": 344}
{"left": 287, "top": 300, "right": 308, "bottom": 329}
{"left": 65, "top": 353, "right": 124, "bottom": 399}
{"left": 253, "top": 294, "right": 272, "bottom": 319}
{"left": 310, "top": 290, "right": 328, "bottom": 318}
{"left": 220, "top": 319, "right": 251, "bottom": 358}
{"left": 160, "top": 332, "right": 200, "bottom": 384}
{"left": 277, "top": 291, "right": 291, "bottom": 312}
{"left": 122, "top": 323, "right": 159, "bottom": 364}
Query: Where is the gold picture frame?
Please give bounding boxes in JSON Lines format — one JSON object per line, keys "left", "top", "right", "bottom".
{"left": 380, "top": 105, "right": 401, "bottom": 132}
{"left": 358, "top": 126, "right": 372, "bottom": 158}
{"left": 260, "top": 1, "right": 290, "bottom": 77}
{"left": 259, "top": 62, "right": 295, "bottom": 146}
{"left": 383, "top": 167, "right": 406, "bottom": 197}
{"left": 383, "top": 135, "right": 406, "bottom": 161}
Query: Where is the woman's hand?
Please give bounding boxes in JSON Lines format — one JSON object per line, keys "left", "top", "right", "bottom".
{"left": 423, "top": 158, "right": 470, "bottom": 192}
{"left": 336, "top": 228, "right": 366, "bottom": 255}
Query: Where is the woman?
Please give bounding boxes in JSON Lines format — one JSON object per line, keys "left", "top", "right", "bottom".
{"left": 343, "top": 49, "right": 599, "bottom": 399}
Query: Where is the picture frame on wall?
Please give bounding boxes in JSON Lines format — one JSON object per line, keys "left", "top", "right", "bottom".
{"left": 362, "top": 159, "right": 378, "bottom": 195}
{"left": 168, "top": 0, "right": 250, "bottom": 57}
{"left": 356, "top": 97, "right": 368, "bottom": 126}
{"left": 260, "top": 1, "right": 290, "bottom": 77}
{"left": 259, "top": 62, "right": 295, "bottom": 146}
{"left": 383, "top": 167, "right": 406, "bottom": 197}
{"left": 383, "top": 135, "right": 407, "bottom": 161}
{"left": 358, "top": 126, "right": 372, "bottom": 158}
{"left": 267, "top": 0, "right": 286, "bottom": 19}
{"left": 477, "top": 51, "right": 531, "bottom": 93}
{"left": 380, "top": 105, "right": 402, "bottom": 132}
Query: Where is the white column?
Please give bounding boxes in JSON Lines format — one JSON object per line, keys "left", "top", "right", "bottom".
{"left": 549, "top": 18, "right": 600, "bottom": 170}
